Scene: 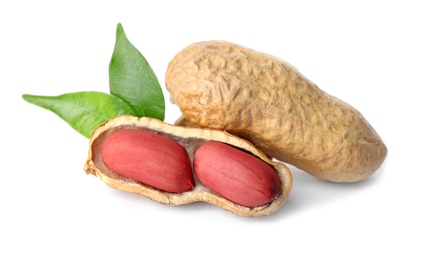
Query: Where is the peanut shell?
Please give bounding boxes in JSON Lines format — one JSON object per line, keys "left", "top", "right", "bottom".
{"left": 84, "top": 115, "right": 292, "bottom": 217}
{"left": 165, "top": 40, "right": 387, "bottom": 182}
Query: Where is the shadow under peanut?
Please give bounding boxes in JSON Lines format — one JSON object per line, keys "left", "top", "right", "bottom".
{"left": 258, "top": 161, "right": 387, "bottom": 222}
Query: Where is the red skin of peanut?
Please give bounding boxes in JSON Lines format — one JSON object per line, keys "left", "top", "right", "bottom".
{"left": 194, "top": 141, "right": 281, "bottom": 207}
{"left": 101, "top": 129, "right": 195, "bottom": 193}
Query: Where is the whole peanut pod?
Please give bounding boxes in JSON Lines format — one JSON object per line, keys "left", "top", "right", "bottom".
{"left": 84, "top": 115, "right": 292, "bottom": 217}
{"left": 165, "top": 41, "right": 387, "bottom": 182}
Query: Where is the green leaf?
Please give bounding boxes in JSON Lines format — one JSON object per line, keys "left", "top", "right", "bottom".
{"left": 109, "top": 23, "right": 165, "bottom": 120}
{"left": 22, "top": 91, "right": 134, "bottom": 138}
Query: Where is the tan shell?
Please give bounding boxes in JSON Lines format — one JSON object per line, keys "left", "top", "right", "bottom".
{"left": 84, "top": 115, "right": 292, "bottom": 217}
{"left": 165, "top": 40, "right": 387, "bottom": 182}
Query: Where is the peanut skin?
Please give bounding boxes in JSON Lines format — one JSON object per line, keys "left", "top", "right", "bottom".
{"left": 101, "top": 129, "right": 194, "bottom": 193}
{"left": 194, "top": 141, "right": 281, "bottom": 207}
{"left": 166, "top": 41, "right": 387, "bottom": 182}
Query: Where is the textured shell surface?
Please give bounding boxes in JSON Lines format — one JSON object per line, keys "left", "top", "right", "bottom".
{"left": 166, "top": 41, "right": 387, "bottom": 182}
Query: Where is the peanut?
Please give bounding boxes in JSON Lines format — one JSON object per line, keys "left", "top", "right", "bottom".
{"left": 101, "top": 128, "right": 194, "bottom": 193}
{"left": 166, "top": 40, "right": 387, "bottom": 182}
{"left": 194, "top": 141, "right": 281, "bottom": 207}
{"left": 85, "top": 116, "right": 292, "bottom": 217}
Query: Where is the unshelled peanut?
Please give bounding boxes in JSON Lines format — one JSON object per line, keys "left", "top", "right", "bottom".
{"left": 166, "top": 40, "right": 387, "bottom": 182}
{"left": 194, "top": 141, "right": 281, "bottom": 207}
{"left": 101, "top": 128, "right": 194, "bottom": 193}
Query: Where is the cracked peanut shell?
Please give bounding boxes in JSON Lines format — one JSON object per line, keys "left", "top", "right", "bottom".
{"left": 165, "top": 40, "right": 387, "bottom": 182}
{"left": 84, "top": 115, "right": 292, "bottom": 217}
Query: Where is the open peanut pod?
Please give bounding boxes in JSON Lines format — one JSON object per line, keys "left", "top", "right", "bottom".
{"left": 84, "top": 115, "right": 292, "bottom": 217}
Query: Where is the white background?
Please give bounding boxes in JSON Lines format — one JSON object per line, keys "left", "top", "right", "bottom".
{"left": 1, "top": 1, "right": 427, "bottom": 259}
